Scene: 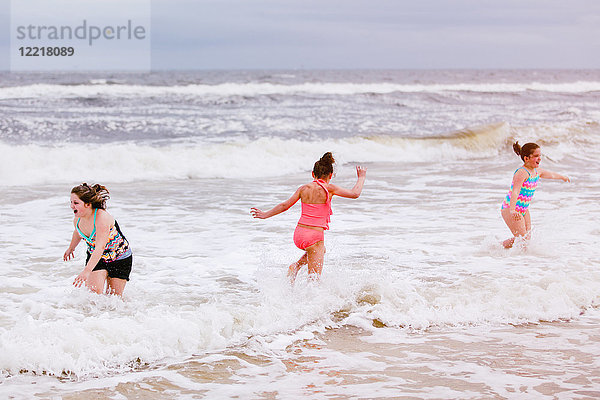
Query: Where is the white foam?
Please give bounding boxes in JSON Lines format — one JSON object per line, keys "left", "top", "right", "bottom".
{"left": 5, "top": 117, "right": 596, "bottom": 187}
{"left": 1, "top": 164, "right": 599, "bottom": 382}
{"left": 0, "top": 123, "right": 511, "bottom": 186}
{"left": 2, "top": 70, "right": 600, "bottom": 397}
{"left": 2, "top": 81, "right": 600, "bottom": 99}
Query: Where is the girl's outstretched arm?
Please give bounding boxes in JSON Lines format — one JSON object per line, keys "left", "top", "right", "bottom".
{"left": 539, "top": 168, "right": 570, "bottom": 182}
{"left": 251, "top": 187, "right": 302, "bottom": 219}
{"left": 328, "top": 166, "right": 367, "bottom": 199}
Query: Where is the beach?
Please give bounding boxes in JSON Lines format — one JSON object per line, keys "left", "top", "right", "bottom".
{"left": 4, "top": 315, "right": 600, "bottom": 399}
{"left": 1, "top": 69, "right": 599, "bottom": 398}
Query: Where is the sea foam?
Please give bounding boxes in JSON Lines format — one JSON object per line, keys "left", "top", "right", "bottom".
{"left": 2, "top": 81, "right": 600, "bottom": 100}
{"left": 0, "top": 122, "right": 512, "bottom": 186}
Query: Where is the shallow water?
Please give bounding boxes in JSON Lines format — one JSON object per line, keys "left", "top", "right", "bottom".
{"left": 1, "top": 69, "right": 600, "bottom": 398}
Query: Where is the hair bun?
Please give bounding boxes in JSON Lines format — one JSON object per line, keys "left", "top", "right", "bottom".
{"left": 313, "top": 152, "right": 336, "bottom": 179}
{"left": 320, "top": 152, "right": 335, "bottom": 164}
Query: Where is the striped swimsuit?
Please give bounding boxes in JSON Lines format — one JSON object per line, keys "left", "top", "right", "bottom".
{"left": 501, "top": 167, "right": 539, "bottom": 215}
{"left": 77, "top": 209, "right": 132, "bottom": 262}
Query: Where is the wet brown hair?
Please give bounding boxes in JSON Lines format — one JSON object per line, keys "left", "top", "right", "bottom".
{"left": 312, "top": 152, "right": 335, "bottom": 179}
{"left": 512, "top": 141, "right": 540, "bottom": 161}
{"left": 71, "top": 183, "right": 110, "bottom": 209}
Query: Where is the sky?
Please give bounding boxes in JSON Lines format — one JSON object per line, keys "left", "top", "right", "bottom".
{"left": 1, "top": 0, "right": 600, "bottom": 70}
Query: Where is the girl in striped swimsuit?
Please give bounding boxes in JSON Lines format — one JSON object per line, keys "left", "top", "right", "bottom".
{"left": 251, "top": 152, "right": 366, "bottom": 283}
{"left": 501, "top": 142, "right": 570, "bottom": 248}
{"left": 64, "top": 183, "right": 133, "bottom": 295}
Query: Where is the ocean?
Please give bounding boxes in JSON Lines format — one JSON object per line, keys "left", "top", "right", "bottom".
{"left": 1, "top": 69, "right": 599, "bottom": 399}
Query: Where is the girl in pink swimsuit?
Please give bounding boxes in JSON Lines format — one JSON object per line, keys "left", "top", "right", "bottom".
{"left": 251, "top": 152, "right": 366, "bottom": 283}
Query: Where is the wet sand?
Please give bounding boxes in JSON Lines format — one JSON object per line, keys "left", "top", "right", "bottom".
{"left": 18, "top": 313, "right": 600, "bottom": 399}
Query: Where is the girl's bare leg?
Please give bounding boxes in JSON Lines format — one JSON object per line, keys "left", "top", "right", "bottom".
{"left": 288, "top": 253, "right": 308, "bottom": 284}
{"left": 501, "top": 208, "right": 527, "bottom": 248}
{"left": 306, "top": 241, "right": 325, "bottom": 279}
{"left": 87, "top": 269, "right": 108, "bottom": 294}
{"left": 523, "top": 210, "right": 532, "bottom": 240}
{"left": 107, "top": 278, "right": 127, "bottom": 296}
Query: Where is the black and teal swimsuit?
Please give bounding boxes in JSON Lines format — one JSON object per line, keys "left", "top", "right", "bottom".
{"left": 77, "top": 209, "right": 133, "bottom": 280}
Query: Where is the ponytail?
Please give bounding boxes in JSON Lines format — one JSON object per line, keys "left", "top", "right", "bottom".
{"left": 312, "top": 152, "right": 335, "bottom": 179}
{"left": 512, "top": 141, "right": 521, "bottom": 157}
{"left": 71, "top": 183, "right": 110, "bottom": 209}
{"left": 512, "top": 141, "right": 539, "bottom": 161}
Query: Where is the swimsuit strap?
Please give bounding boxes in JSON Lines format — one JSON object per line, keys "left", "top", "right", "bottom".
{"left": 515, "top": 167, "right": 531, "bottom": 177}
{"left": 313, "top": 179, "right": 330, "bottom": 204}
{"left": 515, "top": 167, "right": 540, "bottom": 179}
{"left": 76, "top": 208, "right": 98, "bottom": 244}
